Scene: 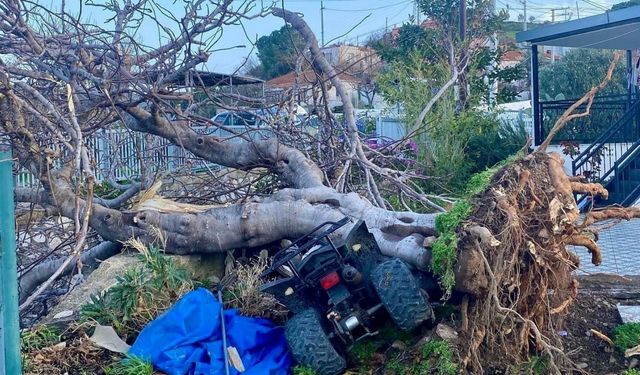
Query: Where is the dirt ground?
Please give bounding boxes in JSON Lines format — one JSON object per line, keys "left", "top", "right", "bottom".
{"left": 562, "top": 275, "right": 640, "bottom": 375}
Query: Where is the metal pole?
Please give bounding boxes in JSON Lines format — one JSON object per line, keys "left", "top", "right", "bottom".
{"left": 320, "top": 0, "right": 325, "bottom": 47}
{"left": 0, "top": 149, "right": 21, "bottom": 375}
{"left": 551, "top": 9, "right": 556, "bottom": 64}
{"left": 628, "top": 50, "right": 633, "bottom": 109}
{"left": 217, "top": 287, "right": 230, "bottom": 375}
{"left": 531, "top": 45, "right": 541, "bottom": 145}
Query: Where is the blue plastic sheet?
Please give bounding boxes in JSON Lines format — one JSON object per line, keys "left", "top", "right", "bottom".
{"left": 129, "top": 288, "right": 292, "bottom": 375}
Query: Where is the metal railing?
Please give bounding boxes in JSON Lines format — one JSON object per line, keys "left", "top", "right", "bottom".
{"left": 537, "top": 94, "right": 639, "bottom": 145}
{"left": 570, "top": 97, "right": 640, "bottom": 206}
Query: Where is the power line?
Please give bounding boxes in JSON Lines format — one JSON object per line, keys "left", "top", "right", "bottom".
{"left": 579, "top": 0, "right": 608, "bottom": 10}
{"left": 324, "top": 1, "right": 412, "bottom": 12}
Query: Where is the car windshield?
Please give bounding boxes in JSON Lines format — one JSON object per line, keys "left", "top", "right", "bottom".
{"left": 233, "top": 112, "right": 257, "bottom": 126}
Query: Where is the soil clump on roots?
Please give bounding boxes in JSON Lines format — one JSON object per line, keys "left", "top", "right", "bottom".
{"left": 455, "top": 151, "right": 610, "bottom": 373}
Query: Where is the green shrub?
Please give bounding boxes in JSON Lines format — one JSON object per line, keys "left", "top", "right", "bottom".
{"left": 81, "top": 244, "right": 193, "bottom": 337}
{"left": 622, "top": 369, "right": 640, "bottom": 375}
{"left": 613, "top": 322, "right": 640, "bottom": 352}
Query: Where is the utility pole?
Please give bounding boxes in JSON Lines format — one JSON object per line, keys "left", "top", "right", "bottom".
{"left": 551, "top": 9, "right": 556, "bottom": 64}
{"left": 488, "top": 0, "right": 498, "bottom": 106}
{"left": 549, "top": 7, "right": 569, "bottom": 63}
{"left": 416, "top": 0, "right": 421, "bottom": 25}
{"left": 320, "top": 0, "right": 325, "bottom": 47}
{"left": 458, "top": 0, "right": 468, "bottom": 108}
{"left": 522, "top": 0, "right": 527, "bottom": 31}
{"left": 459, "top": 0, "right": 466, "bottom": 39}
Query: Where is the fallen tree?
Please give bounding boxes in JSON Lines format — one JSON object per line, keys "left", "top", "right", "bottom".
{"left": 0, "top": 1, "right": 637, "bottom": 373}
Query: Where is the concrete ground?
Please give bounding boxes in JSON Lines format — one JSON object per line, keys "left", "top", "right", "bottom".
{"left": 575, "top": 219, "right": 640, "bottom": 276}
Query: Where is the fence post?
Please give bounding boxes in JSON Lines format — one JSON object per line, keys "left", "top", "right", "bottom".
{"left": 0, "top": 149, "right": 22, "bottom": 374}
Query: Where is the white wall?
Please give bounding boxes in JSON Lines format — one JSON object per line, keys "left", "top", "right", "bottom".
{"left": 543, "top": 143, "right": 634, "bottom": 177}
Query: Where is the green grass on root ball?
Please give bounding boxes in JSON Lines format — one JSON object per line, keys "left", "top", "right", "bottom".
{"left": 430, "top": 157, "right": 514, "bottom": 298}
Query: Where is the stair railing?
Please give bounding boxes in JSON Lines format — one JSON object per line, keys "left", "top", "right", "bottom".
{"left": 572, "top": 98, "right": 640, "bottom": 206}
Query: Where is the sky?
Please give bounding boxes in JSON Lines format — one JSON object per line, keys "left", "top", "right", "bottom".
{"left": 197, "top": 0, "right": 626, "bottom": 73}
{"left": 59, "top": 0, "right": 626, "bottom": 74}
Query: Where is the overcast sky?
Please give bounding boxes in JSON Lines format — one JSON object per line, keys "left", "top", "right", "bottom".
{"left": 60, "top": 0, "right": 626, "bottom": 74}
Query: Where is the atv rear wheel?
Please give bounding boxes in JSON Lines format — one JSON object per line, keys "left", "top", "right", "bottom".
{"left": 371, "top": 258, "right": 433, "bottom": 330}
{"left": 285, "top": 309, "right": 346, "bottom": 375}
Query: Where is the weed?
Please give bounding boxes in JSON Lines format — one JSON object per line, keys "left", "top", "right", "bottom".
{"left": 103, "top": 356, "right": 154, "bottom": 375}
{"left": 351, "top": 340, "right": 379, "bottom": 364}
{"left": 385, "top": 357, "right": 406, "bottom": 375}
{"left": 378, "top": 323, "right": 413, "bottom": 344}
{"left": 419, "top": 340, "right": 457, "bottom": 375}
{"left": 21, "top": 354, "right": 32, "bottom": 372}
{"left": 433, "top": 303, "right": 458, "bottom": 321}
{"left": 613, "top": 322, "right": 640, "bottom": 352}
{"left": 431, "top": 232, "right": 459, "bottom": 297}
{"left": 432, "top": 199, "right": 471, "bottom": 298}
{"left": 516, "top": 355, "right": 548, "bottom": 375}
{"left": 80, "top": 244, "right": 193, "bottom": 337}
{"left": 222, "top": 254, "right": 288, "bottom": 321}
{"left": 293, "top": 365, "right": 317, "bottom": 375}
{"left": 21, "top": 325, "right": 60, "bottom": 352}
{"left": 622, "top": 370, "right": 640, "bottom": 375}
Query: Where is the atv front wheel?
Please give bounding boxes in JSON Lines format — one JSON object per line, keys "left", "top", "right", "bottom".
{"left": 371, "top": 258, "right": 433, "bottom": 330}
{"left": 285, "top": 309, "right": 346, "bottom": 375}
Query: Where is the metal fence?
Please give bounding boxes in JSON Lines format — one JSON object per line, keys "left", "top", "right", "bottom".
{"left": 372, "top": 110, "right": 534, "bottom": 142}
{"left": 15, "top": 125, "right": 262, "bottom": 188}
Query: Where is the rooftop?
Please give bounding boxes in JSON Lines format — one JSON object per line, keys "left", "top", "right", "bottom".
{"left": 265, "top": 69, "right": 359, "bottom": 89}
{"left": 149, "top": 70, "right": 264, "bottom": 87}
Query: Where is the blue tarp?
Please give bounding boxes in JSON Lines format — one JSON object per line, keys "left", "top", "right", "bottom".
{"left": 129, "top": 288, "right": 292, "bottom": 375}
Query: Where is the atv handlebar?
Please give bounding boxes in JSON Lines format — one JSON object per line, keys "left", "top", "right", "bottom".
{"left": 261, "top": 217, "right": 350, "bottom": 278}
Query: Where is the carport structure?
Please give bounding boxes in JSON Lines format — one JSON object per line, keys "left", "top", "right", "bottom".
{"left": 517, "top": 6, "right": 640, "bottom": 207}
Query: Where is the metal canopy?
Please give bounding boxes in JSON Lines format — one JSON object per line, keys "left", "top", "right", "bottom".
{"left": 516, "top": 6, "right": 640, "bottom": 49}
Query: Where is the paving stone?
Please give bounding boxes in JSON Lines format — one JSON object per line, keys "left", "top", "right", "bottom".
{"left": 617, "top": 305, "right": 640, "bottom": 323}
{"left": 574, "top": 219, "right": 640, "bottom": 276}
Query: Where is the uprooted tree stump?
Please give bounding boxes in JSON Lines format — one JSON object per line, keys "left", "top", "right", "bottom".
{"left": 449, "top": 151, "right": 613, "bottom": 373}
{"left": 445, "top": 52, "right": 640, "bottom": 373}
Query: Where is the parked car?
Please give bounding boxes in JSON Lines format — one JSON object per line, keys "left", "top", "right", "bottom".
{"left": 211, "top": 111, "right": 261, "bottom": 127}
{"left": 260, "top": 218, "right": 435, "bottom": 375}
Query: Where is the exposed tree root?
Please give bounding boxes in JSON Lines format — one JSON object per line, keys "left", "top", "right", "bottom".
{"left": 454, "top": 151, "right": 639, "bottom": 373}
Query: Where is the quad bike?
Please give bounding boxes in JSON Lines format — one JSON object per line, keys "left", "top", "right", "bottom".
{"left": 260, "top": 217, "right": 436, "bottom": 375}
